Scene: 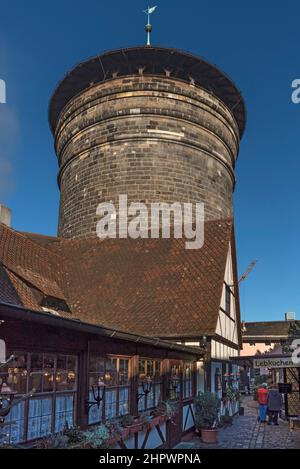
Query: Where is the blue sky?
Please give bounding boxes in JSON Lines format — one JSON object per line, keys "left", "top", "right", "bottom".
{"left": 0, "top": 0, "right": 299, "bottom": 323}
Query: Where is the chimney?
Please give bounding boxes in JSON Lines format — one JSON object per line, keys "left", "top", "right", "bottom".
{"left": 0, "top": 204, "right": 11, "bottom": 227}
{"left": 285, "top": 312, "right": 296, "bottom": 321}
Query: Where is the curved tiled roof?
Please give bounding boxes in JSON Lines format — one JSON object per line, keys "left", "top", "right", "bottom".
{"left": 0, "top": 219, "right": 236, "bottom": 338}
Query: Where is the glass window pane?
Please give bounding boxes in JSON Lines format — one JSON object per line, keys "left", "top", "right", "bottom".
{"left": 154, "top": 383, "right": 161, "bottom": 406}
{"left": 4, "top": 353, "right": 28, "bottom": 394}
{"left": 88, "top": 390, "right": 102, "bottom": 425}
{"left": 119, "top": 387, "right": 129, "bottom": 416}
{"left": 55, "top": 395, "right": 74, "bottom": 432}
{"left": 28, "top": 398, "right": 52, "bottom": 440}
{"left": 56, "top": 354, "right": 77, "bottom": 391}
{"left": 30, "top": 353, "right": 43, "bottom": 393}
{"left": 105, "top": 389, "right": 117, "bottom": 419}
{"left": 0, "top": 401, "right": 25, "bottom": 444}
{"left": 119, "top": 359, "right": 129, "bottom": 385}
{"left": 43, "top": 355, "right": 54, "bottom": 392}
{"left": 104, "top": 359, "right": 117, "bottom": 386}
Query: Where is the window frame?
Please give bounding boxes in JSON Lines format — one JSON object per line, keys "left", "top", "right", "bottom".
{"left": 0, "top": 350, "right": 78, "bottom": 444}
{"left": 88, "top": 354, "right": 131, "bottom": 425}
{"left": 137, "top": 358, "right": 162, "bottom": 412}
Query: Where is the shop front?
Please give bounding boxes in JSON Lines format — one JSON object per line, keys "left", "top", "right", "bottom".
{"left": 0, "top": 302, "right": 203, "bottom": 448}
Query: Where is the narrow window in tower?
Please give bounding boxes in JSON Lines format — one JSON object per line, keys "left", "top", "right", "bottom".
{"left": 225, "top": 284, "right": 231, "bottom": 315}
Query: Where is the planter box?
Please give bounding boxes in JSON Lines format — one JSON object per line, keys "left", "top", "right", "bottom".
{"left": 201, "top": 429, "right": 218, "bottom": 444}
{"left": 159, "top": 415, "right": 167, "bottom": 425}
{"left": 129, "top": 422, "right": 144, "bottom": 435}
{"left": 121, "top": 427, "right": 131, "bottom": 440}
{"left": 149, "top": 416, "right": 160, "bottom": 428}
{"left": 145, "top": 416, "right": 161, "bottom": 429}
{"left": 107, "top": 435, "right": 120, "bottom": 446}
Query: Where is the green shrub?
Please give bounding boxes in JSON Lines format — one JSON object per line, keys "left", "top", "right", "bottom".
{"left": 36, "top": 433, "right": 69, "bottom": 449}
{"left": 194, "top": 391, "right": 220, "bottom": 430}
{"left": 83, "top": 424, "right": 109, "bottom": 449}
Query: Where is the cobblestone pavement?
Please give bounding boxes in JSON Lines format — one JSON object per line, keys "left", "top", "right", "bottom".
{"left": 178, "top": 397, "right": 300, "bottom": 449}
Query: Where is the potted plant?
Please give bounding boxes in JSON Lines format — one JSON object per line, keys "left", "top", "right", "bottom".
{"left": 105, "top": 419, "right": 123, "bottom": 446}
{"left": 120, "top": 414, "right": 143, "bottom": 435}
{"left": 154, "top": 400, "right": 178, "bottom": 424}
{"left": 83, "top": 424, "right": 110, "bottom": 449}
{"left": 36, "top": 432, "right": 69, "bottom": 449}
{"left": 63, "top": 425, "right": 85, "bottom": 448}
{"left": 194, "top": 391, "right": 220, "bottom": 444}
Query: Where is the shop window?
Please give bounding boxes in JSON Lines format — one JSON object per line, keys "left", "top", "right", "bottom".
{"left": 138, "top": 360, "right": 162, "bottom": 411}
{"left": 5, "top": 353, "right": 28, "bottom": 394}
{"left": 55, "top": 394, "right": 74, "bottom": 432}
{"left": 56, "top": 355, "right": 77, "bottom": 391}
{"left": 88, "top": 355, "right": 130, "bottom": 424}
{"left": 0, "top": 351, "right": 78, "bottom": 443}
{"left": 0, "top": 401, "right": 25, "bottom": 445}
{"left": 30, "top": 353, "right": 55, "bottom": 393}
{"left": 28, "top": 397, "right": 52, "bottom": 440}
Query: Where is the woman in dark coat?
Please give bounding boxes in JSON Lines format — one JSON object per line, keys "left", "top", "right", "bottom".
{"left": 267, "top": 383, "right": 283, "bottom": 425}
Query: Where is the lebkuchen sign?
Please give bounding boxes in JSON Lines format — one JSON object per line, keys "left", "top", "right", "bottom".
{"left": 254, "top": 356, "right": 300, "bottom": 368}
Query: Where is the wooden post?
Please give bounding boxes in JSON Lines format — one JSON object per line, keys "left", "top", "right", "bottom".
{"left": 130, "top": 355, "right": 139, "bottom": 416}
{"left": 161, "top": 358, "right": 170, "bottom": 400}
{"left": 77, "top": 348, "right": 89, "bottom": 430}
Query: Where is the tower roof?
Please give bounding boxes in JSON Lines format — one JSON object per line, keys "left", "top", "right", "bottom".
{"left": 48, "top": 46, "right": 246, "bottom": 137}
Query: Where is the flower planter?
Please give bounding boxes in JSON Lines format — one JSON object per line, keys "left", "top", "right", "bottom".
{"left": 121, "top": 427, "right": 131, "bottom": 440}
{"left": 107, "top": 435, "right": 120, "bottom": 446}
{"left": 159, "top": 415, "right": 167, "bottom": 425}
{"left": 148, "top": 416, "right": 161, "bottom": 429}
{"left": 128, "top": 421, "right": 144, "bottom": 435}
{"left": 201, "top": 429, "right": 218, "bottom": 444}
{"left": 67, "top": 442, "right": 86, "bottom": 449}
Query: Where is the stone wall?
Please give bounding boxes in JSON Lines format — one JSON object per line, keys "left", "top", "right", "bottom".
{"left": 53, "top": 75, "right": 241, "bottom": 238}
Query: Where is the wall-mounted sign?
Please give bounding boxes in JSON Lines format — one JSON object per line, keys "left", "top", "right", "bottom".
{"left": 253, "top": 356, "right": 300, "bottom": 369}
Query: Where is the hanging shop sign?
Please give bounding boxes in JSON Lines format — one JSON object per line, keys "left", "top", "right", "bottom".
{"left": 253, "top": 356, "right": 300, "bottom": 369}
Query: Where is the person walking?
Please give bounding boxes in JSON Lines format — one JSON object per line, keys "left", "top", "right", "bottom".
{"left": 267, "top": 383, "right": 283, "bottom": 425}
{"left": 257, "top": 383, "right": 268, "bottom": 423}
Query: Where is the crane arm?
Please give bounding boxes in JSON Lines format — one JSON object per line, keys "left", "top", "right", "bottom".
{"left": 239, "top": 260, "right": 257, "bottom": 284}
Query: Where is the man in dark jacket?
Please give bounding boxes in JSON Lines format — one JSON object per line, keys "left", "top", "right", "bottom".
{"left": 267, "top": 383, "right": 283, "bottom": 425}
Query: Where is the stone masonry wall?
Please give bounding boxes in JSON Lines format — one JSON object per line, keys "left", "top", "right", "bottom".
{"left": 53, "top": 75, "right": 241, "bottom": 238}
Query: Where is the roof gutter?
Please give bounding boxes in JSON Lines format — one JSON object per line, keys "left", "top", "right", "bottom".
{"left": 0, "top": 302, "right": 203, "bottom": 357}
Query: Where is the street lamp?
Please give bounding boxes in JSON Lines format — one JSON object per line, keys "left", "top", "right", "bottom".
{"left": 86, "top": 377, "right": 106, "bottom": 412}
{"left": 137, "top": 374, "right": 152, "bottom": 402}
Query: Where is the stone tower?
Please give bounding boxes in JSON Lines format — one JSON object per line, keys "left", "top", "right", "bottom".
{"left": 49, "top": 47, "right": 246, "bottom": 238}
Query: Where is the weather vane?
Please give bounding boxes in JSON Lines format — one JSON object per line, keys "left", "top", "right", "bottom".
{"left": 143, "top": 6, "right": 157, "bottom": 47}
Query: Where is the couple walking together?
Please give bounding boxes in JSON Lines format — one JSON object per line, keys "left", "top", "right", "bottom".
{"left": 257, "top": 382, "right": 283, "bottom": 425}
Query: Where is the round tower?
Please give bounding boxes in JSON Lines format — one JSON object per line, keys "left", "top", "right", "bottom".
{"left": 49, "top": 47, "right": 246, "bottom": 239}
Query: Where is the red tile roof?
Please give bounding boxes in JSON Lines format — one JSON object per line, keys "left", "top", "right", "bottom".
{"left": 0, "top": 219, "right": 237, "bottom": 338}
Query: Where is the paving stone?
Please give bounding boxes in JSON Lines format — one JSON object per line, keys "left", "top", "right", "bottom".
{"left": 187, "top": 396, "right": 300, "bottom": 449}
